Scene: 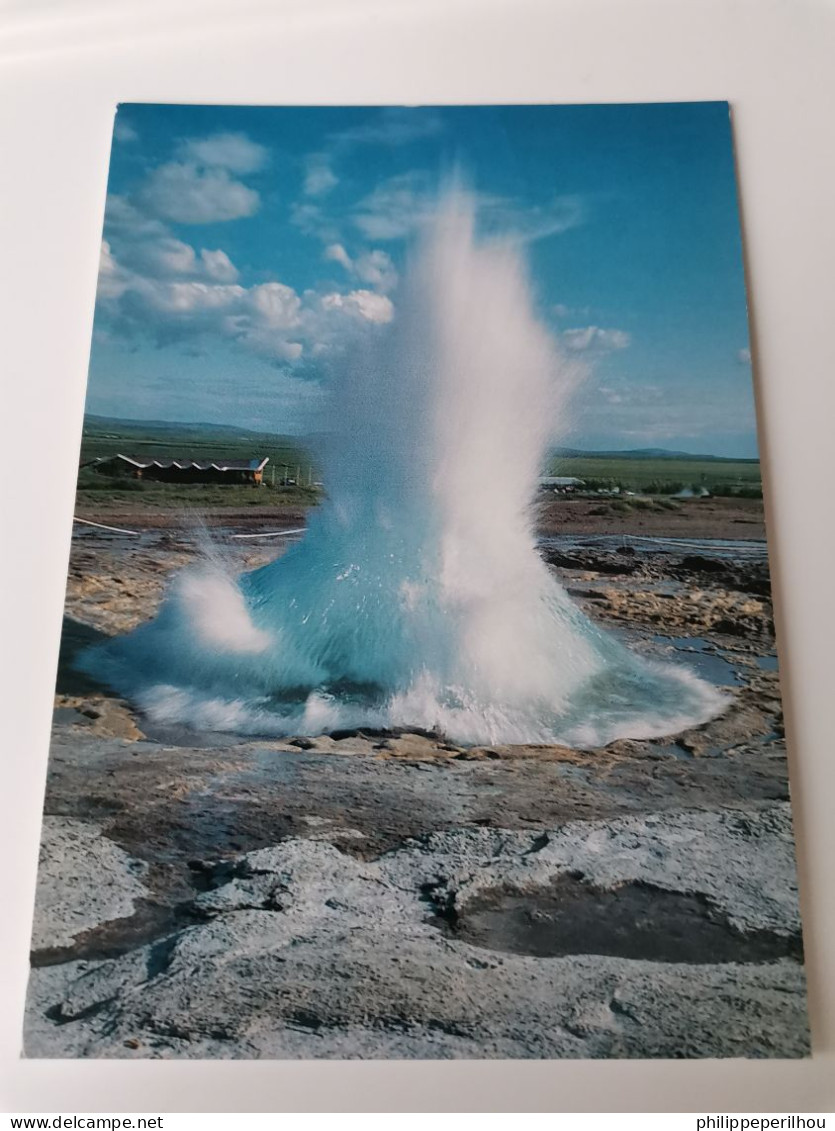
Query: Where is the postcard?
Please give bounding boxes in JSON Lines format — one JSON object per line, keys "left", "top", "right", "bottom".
{"left": 23, "top": 103, "right": 809, "bottom": 1059}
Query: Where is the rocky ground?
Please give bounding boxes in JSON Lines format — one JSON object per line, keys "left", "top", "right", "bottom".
{"left": 23, "top": 515, "right": 809, "bottom": 1060}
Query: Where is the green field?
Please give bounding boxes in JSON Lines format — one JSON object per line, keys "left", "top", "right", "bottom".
{"left": 80, "top": 417, "right": 316, "bottom": 478}
{"left": 76, "top": 417, "right": 320, "bottom": 509}
{"left": 547, "top": 454, "right": 762, "bottom": 496}
{"left": 75, "top": 417, "right": 763, "bottom": 510}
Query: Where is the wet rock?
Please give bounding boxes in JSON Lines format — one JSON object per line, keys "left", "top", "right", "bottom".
{"left": 680, "top": 554, "right": 727, "bottom": 575}
{"left": 599, "top": 586, "right": 772, "bottom": 640}
{"left": 371, "top": 733, "right": 446, "bottom": 760}
{"left": 24, "top": 805, "right": 808, "bottom": 1060}
{"left": 30, "top": 818, "right": 149, "bottom": 951}
{"left": 673, "top": 557, "right": 773, "bottom": 598}
{"left": 54, "top": 696, "right": 144, "bottom": 741}
{"left": 542, "top": 548, "right": 643, "bottom": 575}
{"left": 30, "top": 529, "right": 801, "bottom": 1059}
{"left": 676, "top": 695, "right": 774, "bottom": 757}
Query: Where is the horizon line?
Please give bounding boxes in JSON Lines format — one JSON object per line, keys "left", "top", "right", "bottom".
{"left": 82, "top": 412, "right": 760, "bottom": 463}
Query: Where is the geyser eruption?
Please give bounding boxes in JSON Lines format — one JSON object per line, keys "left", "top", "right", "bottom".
{"left": 81, "top": 191, "right": 726, "bottom": 746}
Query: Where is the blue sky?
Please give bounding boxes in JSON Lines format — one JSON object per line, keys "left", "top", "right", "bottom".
{"left": 89, "top": 102, "right": 757, "bottom": 456}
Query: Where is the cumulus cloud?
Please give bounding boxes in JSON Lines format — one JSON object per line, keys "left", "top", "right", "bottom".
{"left": 102, "top": 269, "right": 302, "bottom": 361}
{"left": 105, "top": 194, "right": 169, "bottom": 239}
{"left": 96, "top": 241, "right": 394, "bottom": 367}
{"left": 232, "top": 282, "right": 305, "bottom": 362}
{"left": 323, "top": 243, "right": 398, "bottom": 293}
{"left": 353, "top": 249, "right": 398, "bottom": 293}
{"left": 321, "top": 289, "right": 394, "bottom": 324}
{"left": 97, "top": 129, "right": 399, "bottom": 368}
{"left": 112, "top": 228, "right": 242, "bottom": 285}
{"left": 119, "top": 132, "right": 267, "bottom": 225}
{"left": 249, "top": 282, "right": 302, "bottom": 329}
{"left": 200, "top": 248, "right": 239, "bottom": 283}
{"left": 304, "top": 153, "right": 338, "bottom": 197}
{"left": 562, "top": 326, "right": 632, "bottom": 353}
{"left": 120, "top": 236, "right": 200, "bottom": 277}
{"left": 179, "top": 132, "right": 268, "bottom": 174}
{"left": 97, "top": 240, "right": 129, "bottom": 301}
{"left": 138, "top": 162, "right": 260, "bottom": 224}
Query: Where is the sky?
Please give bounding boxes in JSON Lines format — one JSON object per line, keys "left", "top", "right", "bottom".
{"left": 89, "top": 102, "right": 758, "bottom": 457}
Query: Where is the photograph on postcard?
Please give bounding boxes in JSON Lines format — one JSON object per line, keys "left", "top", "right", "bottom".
{"left": 24, "top": 103, "right": 809, "bottom": 1060}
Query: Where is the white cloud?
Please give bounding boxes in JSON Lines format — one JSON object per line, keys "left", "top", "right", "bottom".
{"left": 329, "top": 108, "right": 444, "bottom": 148}
{"left": 324, "top": 243, "right": 353, "bottom": 272}
{"left": 179, "top": 132, "right": 268, "bottom": 174}
{"left": 323, "top": 243, "right": 398, "bottom": 294}
{"left": 140, "top": 280, "right": 246, "bottom": 315}
{"left": 107, "top": 271, "right": 302, "bottom": 361}
{"left": 552, "top": 302, "right": 591, "bottom": 319}
{"left": 352, "top": 174, "right": 584, "bottom": 246}
{"left": 353, "top": 249, "right": 398, "bottom": 293}
{"left": 200, "top": 248, "right": 239, "bottom": 283}
{"left": 297, "top": 109, "right": 442, "bottom": 215}
{"left": 111, "top": 227, "right": 242, "bottom": 286}
{"left": 122, "top": 236, "right": 199, "bottom": 277}
{"left": 737, "top": 347, "right": 752, "bottom": 364}
{"left": 138, "top": 162, "right": 260, "bottom": 224}
{"left": 128, "top": 132, "right": 266, "bottom": 225}
{"left": 290, "top": 201, "right": 340, "bottom": 244}
{"left": 113, "top": 119, "right": 138, "bottom": 143}
{"left": 105, "top": 195, "right": 168, "bottom": 239}
{"left": 249, "top": 282, "right": 303, "bottom": 329}
{"left": 97, "top": 240, "right": 130, "bottom": 300}
{"left": 100, "top": 151, "right": 396, "bottom": 366}
{"left": 321, "top": 289, "right": 394, "bottom": 324}
{"left": 488, "top": 196, "right": 585, "bottom": 244}
{"left": 304, "top": 153, "right": 338, "bottom": 197}
{"left": 233, "top": 309, "right": 305, "bottom": 363}
{"left": 352, "top": 172, "right": 433, "bottom": 241}
{"left": 562, "top": 326, "right": 632, "bottom": 353}
{"left": 96, "top": 242, "right": 393, "bottom": 367}
{"left": 100, "top": 240, "right": 117, "bottom": 276}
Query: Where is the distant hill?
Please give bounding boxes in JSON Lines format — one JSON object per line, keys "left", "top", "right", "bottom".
{"left": 83, "top": 414, "right": 291, "bottom": 442}
{"left": 552, "top": 446, "right": 759, "bottom": 464}
{"left": 80, "top": 415, "right": 315, "bottom": 475}
{"left": 84, "top": 417, "right": 757, "bottom": 465}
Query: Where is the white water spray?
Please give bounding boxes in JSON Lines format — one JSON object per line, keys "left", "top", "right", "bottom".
{"left": 81, "top": 191, "right": 726, "bottom": 746}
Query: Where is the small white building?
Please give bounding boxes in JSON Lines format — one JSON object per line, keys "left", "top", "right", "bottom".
{"left": 538, "top": 476, "right": 585, "bottom": 491}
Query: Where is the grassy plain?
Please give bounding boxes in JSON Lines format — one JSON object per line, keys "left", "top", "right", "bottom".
{"left": 77, "top": 418, "right": 320, "bottom": 512}
{"left": 547, "top": 454, "right": 761, "bottom": 495}
{"left": 75, "top": 417, "right": 763, "bottom": 521}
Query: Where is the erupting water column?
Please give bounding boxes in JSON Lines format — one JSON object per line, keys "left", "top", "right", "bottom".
{"left": 80, "top": 191, "right": 726, "bottom": 746}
